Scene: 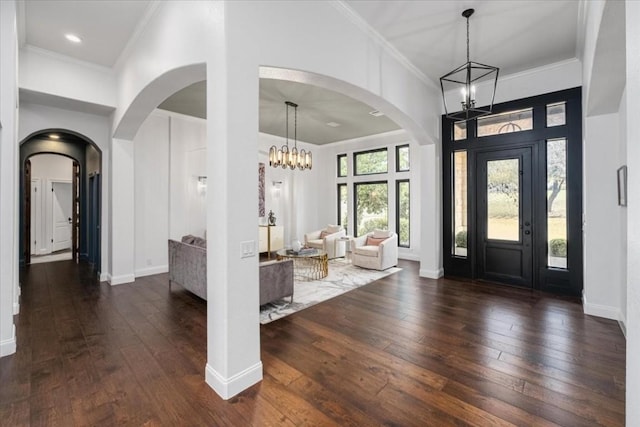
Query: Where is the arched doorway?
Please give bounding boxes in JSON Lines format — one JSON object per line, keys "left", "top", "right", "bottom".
{"left": 20, "top": 130, "right": 102, "bottom": 276}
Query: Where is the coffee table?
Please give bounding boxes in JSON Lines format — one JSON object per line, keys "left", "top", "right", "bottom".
{"left": 276, "top": 249, "right": 328, "bottom": 280}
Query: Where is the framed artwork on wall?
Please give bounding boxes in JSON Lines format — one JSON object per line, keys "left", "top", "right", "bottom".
{"left": 259, "top": 162, "right": 266, "bottom": 216}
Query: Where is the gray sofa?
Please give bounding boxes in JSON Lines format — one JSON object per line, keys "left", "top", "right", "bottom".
{"left": 168, "top": 238, "right": 294, "bottom": 305}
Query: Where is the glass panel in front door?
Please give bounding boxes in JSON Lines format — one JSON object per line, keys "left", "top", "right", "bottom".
{"left": 487, "top": 158, "right": 520, "bottom": 241}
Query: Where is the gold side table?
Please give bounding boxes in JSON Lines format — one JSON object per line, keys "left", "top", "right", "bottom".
{"left": 276, "top": 249, "right": 328, "bottom": 280}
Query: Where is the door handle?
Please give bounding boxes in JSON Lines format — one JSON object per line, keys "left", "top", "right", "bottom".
{"left": 68, "top": 217, "right": 72, "bottom": 224}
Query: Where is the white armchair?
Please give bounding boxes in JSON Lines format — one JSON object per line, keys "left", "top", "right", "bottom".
{"left": 304, "top": 225, "right": 346, "bottom": 259}
{"left": 351, "top": 230, "right": 398, "bottom": 271}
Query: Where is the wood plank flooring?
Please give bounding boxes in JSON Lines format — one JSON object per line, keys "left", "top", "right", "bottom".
{"left": 0, "top": 259, "right": 625, "bottom": 426}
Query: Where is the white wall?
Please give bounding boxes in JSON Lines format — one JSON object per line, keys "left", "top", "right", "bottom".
{"left": 30, "top": 153, "right": 73, "bottom": 181}
{"left": 133, "top": 113, "right": 169, "bottom": 277}
{"left": 19, "top": 102, "right": 111, "bottom": 280}
{"left": 0, "top": 0, "right": 18, "bottom": 357}
{"left": 19, "top": 46, "right": 117, "bottom": 110}
{"left": 619, "top": 88, "right": 628, "bottom": 329}
{"left": 625, "top": 1, "right": 640, "bottom": 424}
{"left": 169, "top": 112, "right": 207, "bottom": 240}
{"left": 583, "top": 113, "right": 624, "bottom": 319}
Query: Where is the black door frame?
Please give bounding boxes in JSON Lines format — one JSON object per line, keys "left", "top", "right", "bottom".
{"left": 442, "top": 87, "right": 583, "bottom": 296}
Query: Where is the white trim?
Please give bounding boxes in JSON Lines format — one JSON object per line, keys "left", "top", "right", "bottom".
{"left": 114, "top": 0, "right": 162, "bottom": 71}
{"left": 153, "top": 108, "right": 206, "bottom": 124}
{"left": 135, "top": 265, "right": 168, "bottom": 278}
{"left": 13, "top": 302, "right": 19, "bottom": 315}
{"left": 108, "top": 273, "right": 136, "bottom": 286}
{"left": 582, "top": 294, "right": 621, "bottom": 321}
{"left": 0, "top": 326, "right": 16, "bottom": 357}
{"left": 500, "top": 58, "right": 581, "bottom": 85}
{"left": 398, "top": 253, "right": 420, "bottom": 262}
{"left": 99, "top": 272, "right": 108, "bottom": 282}
{"left": 419, "top": 268, "right": 444, "bottom": 279}
{"left": 22, "top": 44, "right": 114, "bottom": 74}
{"left": 618, "top": 318, "right": 627, "bottom": 339}
{"left": 205, "top": 361, "right": 263, "bottom": 400}
{"left": 331, "top": 1, "right": 435, "bottom": 89}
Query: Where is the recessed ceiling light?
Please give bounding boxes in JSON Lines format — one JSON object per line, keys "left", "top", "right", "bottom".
{"left": 49, "top": 134, "right": 60, "bottom": 140}
{"left": 369, "top": 110, "right": 385, "bottom": 117}
{"left": 326, "top": 122, "right": 341, "bottom": 128}
{"left": 65, "top": 34, "right": 82, "bottom": 44}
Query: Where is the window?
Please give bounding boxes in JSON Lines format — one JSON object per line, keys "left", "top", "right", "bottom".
{"left": 547, "top": 138, "right": 567, "bottom": 268}
{"left": 547, "top": 102, "right": 566, "bottom": 127}
{"left": 453, "top": 121, "right": 467, "bottom": 141}
{"left": 486, "top": 158, "right": 520, "bottom": 241}
{"left": 337, "top": 183, "right": 348, "bottom": 229}
{"left": 337, "top": 154, "right": 347, "bottom": 177}
{"left": 396, "top": 145, "right": 410, "bottom": 172}
{"left": 477, "top": 108, "right": 533, "bottom": 137}
{"left": 453, "top": 151, "right": 468, "bottom": 256}
{"left": 354, "top": 148, "right": 388, "bottom": 175}
{"left": 354, "top": 181, "right": 388, "bottom": 236}
{"left": 396, "top": 180, "right": 410, "bottom": 247}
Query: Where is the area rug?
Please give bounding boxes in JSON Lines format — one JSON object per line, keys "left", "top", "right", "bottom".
{"left": 260, "top": 258, "right": 401, "bottom": 324}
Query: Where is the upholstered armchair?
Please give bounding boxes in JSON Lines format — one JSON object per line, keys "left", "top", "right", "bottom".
{"left": 351, "top": 230, "right": 398, "bottom": 270}
{"left": 304, "top": 224, "right": 346, "bottom": 259}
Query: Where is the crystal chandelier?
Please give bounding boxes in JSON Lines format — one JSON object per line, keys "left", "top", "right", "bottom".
{"left": 440, "top": 9, "right": 499, "bottom": 121}
{"left": 269, "top": 101, "right": 312, "bottom": 170}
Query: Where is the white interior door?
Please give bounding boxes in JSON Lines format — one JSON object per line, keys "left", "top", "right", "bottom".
{"left": 52, "top": 181, "right": 72, "bottom": 252}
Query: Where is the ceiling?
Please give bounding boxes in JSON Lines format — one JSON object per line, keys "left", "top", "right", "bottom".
{"left": 18, "top": 0, "right": 582, "bottom": 144}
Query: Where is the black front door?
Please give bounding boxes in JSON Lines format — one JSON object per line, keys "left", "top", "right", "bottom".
{"left": 476, "top": 147, "right": 534, "bottom": 287}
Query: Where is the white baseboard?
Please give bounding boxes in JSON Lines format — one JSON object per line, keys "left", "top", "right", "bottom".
{"left": 135, "top": 265, "right": 168, "bottom": 278}
{"left": 618, "top": 318, "right": 627, "bottom": 339}
{"left": 419, "top": 268, "right": 444, "bottom": 279}
{"left": 13, "top": 302, "right": 19, "bottom": 315}
{"left": 99, "top": 272, "right": 108, "bottom": 282}
{"left": 108, "top": 273, "right": 136, "bottom": 286}
{"left": 205, "top": 361, "right": 263, "bottom": 400}
{"left": 582, "top": 295, "right": 621, "bottom": 321}
{"left": 398, "top": 253, "right": 420, "bottom": 262}
{"left": 0, "top": 325, "right": 16, "bottom": 357}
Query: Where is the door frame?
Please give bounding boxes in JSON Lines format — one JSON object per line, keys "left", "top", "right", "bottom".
{"left": 442, "top": 87, "right": 583, "bottom": 296}
{"left": 50, "top": 179, "right": 73, "bottom": 253}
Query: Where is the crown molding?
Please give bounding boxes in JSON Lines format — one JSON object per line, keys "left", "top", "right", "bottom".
{"left": 331, "top": 1, "right": 438, "bottom": 91}
{"left": 22, "top": 44, "right": 114, "bottom": 75}
{"left": 114, "top": 0, "right": 161, "bottom": 72}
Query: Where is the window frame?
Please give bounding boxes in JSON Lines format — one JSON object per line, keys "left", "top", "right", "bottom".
{"left": 337, "top": 154, "right": 348, "bottom": 177}
{"left": 353, "top": 147, "right": 388, "bottom": 176}
{"left": 395, "top": 179, "right": 410, "bottom": 248}
{"left": 395, "top": 144, "right": 410, "bottom": 172}
{"left": 337, "top": 183, "right": 348, "bottom": 228}
{"left": 353, "top": 180, "right": 388, "bottom": 237}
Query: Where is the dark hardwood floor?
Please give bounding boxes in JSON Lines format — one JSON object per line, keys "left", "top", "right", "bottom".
{"left": 1, "top": 259, "right": 625, "bottom": 426}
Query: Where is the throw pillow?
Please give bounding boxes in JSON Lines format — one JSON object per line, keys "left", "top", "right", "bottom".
{"left": 366, "top": 236, "right": 387, "bottom": 246}
{"left": 326, "top": 224, "right": 342, "bottom": 234}
{"left": 372, "top": 229, "right": 392, "bottom": 239}
{"left": 181, "top": 234, "right": 196, "bottom": 244}
{"left": 320, "top": 230, "right": 330, "bottom": 239}
{"left": 193, "top": 237, "right": 207, "bottom": 248}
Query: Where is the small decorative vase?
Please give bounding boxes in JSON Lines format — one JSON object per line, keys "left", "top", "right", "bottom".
{"left": 291, "top": 240, "right": 302, "bottom": 251}
{"left": 267, "top": 210, "right": 276, "bottom": 226}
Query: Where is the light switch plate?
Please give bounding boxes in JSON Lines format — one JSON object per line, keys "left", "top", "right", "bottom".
{"left": 241, "top": 240, "right": 256, "bottom": 258}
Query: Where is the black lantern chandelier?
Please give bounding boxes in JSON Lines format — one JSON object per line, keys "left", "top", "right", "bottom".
{"left": 269, "top": 101, "right": 312, "bottom": 171}
{"left": 440, "top": 8, "right": 499, "bottom": 121}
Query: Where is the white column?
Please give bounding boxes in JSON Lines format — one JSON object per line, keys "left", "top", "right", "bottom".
{"left": 0, "top": 0, "right": 18, "bottom": 357}
{"left": 419, "top": 143, "right": 443, "bottom": 278}
{"left": 625, "top": 1, "right": 640, "bottom": 425}
{"left": 204, "top": 2, "right": 262, "bottom": 399}
{"left": 109, "top": 138, "right": 135, "bottom": 285}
